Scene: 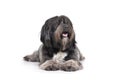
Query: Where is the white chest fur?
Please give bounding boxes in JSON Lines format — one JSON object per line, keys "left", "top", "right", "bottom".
{"left": 52, "top": 52, "right": 67, "bottom": 63}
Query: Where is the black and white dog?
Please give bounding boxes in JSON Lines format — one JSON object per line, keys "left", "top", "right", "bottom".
{"left": 24, "top": 15, "right": 85, "bottom": 71}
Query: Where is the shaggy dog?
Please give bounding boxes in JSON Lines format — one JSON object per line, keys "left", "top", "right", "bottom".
{"left": 24, "top": 15, "right": 85, "bottom": 71}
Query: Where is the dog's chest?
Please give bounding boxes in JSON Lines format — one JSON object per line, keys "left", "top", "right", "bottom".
{"left": 52, "top": 52, "right": 67, "bottom": 62}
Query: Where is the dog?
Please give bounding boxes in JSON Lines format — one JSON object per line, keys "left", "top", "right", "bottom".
{"left": 23, "top": 15, "right": 85, "bottom": 71}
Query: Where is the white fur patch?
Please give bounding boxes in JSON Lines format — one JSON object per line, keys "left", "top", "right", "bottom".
{"left": 53, "top": 52, "right": 67, "bottom": 63}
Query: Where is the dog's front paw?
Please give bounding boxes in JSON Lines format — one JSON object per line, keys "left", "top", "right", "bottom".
{"left": 23, "top": 55, "right": 38, "bottom": 62}
{"left": 61, "top": 60, "right": 83, "bottom": 71}
{"left": 23, "top": 55, "right": 31, "bottom": 61}
{"left": 39, "top": 60, "right": 60, "bottom": 71}
{"left": 44, "top": 64, "right": 59, "bottom": 71}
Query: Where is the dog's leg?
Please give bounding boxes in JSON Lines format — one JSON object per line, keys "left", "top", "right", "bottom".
{"left": 75, "top": 46, "right": 85, "bottom": 61}
{"left": 23, "top": 50, "right": 40, "bottom": 62}
{"left": 39, "top": 60, "right": 60, "bottom": 71}
{"left": 79, "top": 53, "right": 85, "bottom": 61}
{"left": 61, "top": 60, "right": 83, "bottom": 71}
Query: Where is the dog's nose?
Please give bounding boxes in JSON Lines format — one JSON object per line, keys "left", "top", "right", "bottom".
{"left": 60, "top": 22, "right": 69, "bottom": 28}
{"left": 63, "top": 24, "right": 68, "bottom": 28}
{"left": 64, "top": 25, "right": 69, "bottom": 28}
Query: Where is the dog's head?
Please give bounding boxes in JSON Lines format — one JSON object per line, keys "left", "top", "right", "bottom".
{"left": 40, "top": 15, "right": 76, "bottom": 51}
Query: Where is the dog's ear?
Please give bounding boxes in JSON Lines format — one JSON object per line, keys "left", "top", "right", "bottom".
{"left": 40, "top": 16, "right": 59, "bottom": 48}
{"left": 40, "top": 20, "right": 52, "bottom": 48}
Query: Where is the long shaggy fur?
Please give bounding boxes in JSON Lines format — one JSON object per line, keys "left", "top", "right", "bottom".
{"left": 23, "top": 15, "right": 85, "bottom": 71}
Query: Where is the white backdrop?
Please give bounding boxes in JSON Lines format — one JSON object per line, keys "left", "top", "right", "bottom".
{"left": 0, "top": 0, "right": 120, "bottom": 80}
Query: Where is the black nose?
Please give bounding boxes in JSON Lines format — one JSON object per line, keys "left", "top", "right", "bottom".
{"left": 62, "top": 24, "right": 68, "bottom": 28}
{"left": 64, "top": 25, "right": 69, "bottom": 28}
{"left": 60, "top": 22, "right": 69, "bottom": 30}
